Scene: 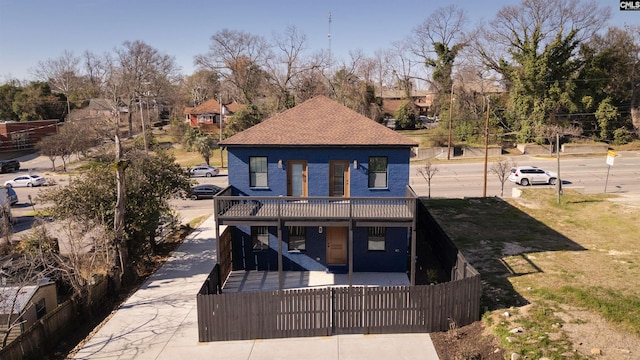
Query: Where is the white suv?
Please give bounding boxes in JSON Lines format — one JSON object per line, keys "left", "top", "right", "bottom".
{"left": 508, "top": 166, "right": 558, "bottom": 186}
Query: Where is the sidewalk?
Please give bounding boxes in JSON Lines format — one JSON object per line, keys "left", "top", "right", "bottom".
{"left": 72, "top": 215, "right": 440, "bottom": 360}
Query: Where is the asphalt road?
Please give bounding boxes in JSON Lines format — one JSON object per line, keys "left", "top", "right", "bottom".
{"left": 412, "top": 152, "right": 640, "bottom": 198}
{"left": 3, "top": 151, "right": 638, "bottom": 229}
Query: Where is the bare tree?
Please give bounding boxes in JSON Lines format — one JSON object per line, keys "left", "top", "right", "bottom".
{"left": 81, "top": 50, "right": 109, "bottom": 98}
{"left": 17, "top": 218, "right": 111, "bottom": 317}
{"left": 417, "top": 161, "right": 439, "bottom": 198}
{"left": 195, "top": 29, "right": 272, "bottom": 104}
{"left": 35, "top": 135, "right": 60, "bottom": 171}
{"left": 183, "top": 69, "right": 219, "bottom": 107}
{"left": 490, "top": 159, "right": 516, "bottom": 197}
{"left": 115, "top": 40, "right": 179, "bottom": 137}
{"left": 100, "top": 57, "right": 129, "bottom": 290}
{"left": 411, "top": 5, "right": 469, "bottom": 90}
{"left": 477, "top": 0, "right": 610, "bottom": 76}
{"left": 32, "top": 50, "right": 80, "bottom": 117}
{"left": 266, "top": 25, "right": 323, "bottom": 110}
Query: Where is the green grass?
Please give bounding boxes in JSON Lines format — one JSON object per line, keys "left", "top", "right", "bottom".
{"left": 534, "top": 286, "right": 640, "bottom": 338}
{"left": 493, "top": 302, "right": 584, "bottom": 359}
{"left": 424, "top": 190, "right": 640, "bottom": 355}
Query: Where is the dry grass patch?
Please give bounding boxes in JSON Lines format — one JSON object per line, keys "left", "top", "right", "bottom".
{"left": 424, "top": 189, "right": 640, "bottom": 357}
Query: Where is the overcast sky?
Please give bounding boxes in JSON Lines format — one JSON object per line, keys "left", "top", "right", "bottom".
{"left": 1, "top": 0, "right": 638, "bottom": 81}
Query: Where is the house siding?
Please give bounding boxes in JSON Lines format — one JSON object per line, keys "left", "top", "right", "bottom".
{"left": 231, "top": 225, "right": 408, "bottom": 273}
{"left": 227, "top": 147, "right": 411, "bottom": 197}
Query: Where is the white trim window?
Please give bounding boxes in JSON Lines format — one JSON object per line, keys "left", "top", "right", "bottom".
{"left": 287, "top": 226, "right": 306, "bottom": 251}
{"left": 368, "top": 226, "right": 385, "bottom": 251}
{"left": 249, "top": 156, "right": 268, "bottom": 187}
{"left": 368, "top": 157, "right": 388, "bottom": 188}
{"left": 252, "top": 226, "right": 269, "bottom": 251}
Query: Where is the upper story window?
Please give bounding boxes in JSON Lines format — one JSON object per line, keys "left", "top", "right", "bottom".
{"left": 368, "top": 156, "right": 388, "bottom": 188}
{"left": 249, "top": 156, "right": 268, "bottom": 187}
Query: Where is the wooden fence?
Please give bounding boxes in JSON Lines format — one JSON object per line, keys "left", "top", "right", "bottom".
{"left": 0, "top": 277, "right": 109, "bottom": 360}
{"left": 197, "top": 276, "right": 481, "bottom": 342}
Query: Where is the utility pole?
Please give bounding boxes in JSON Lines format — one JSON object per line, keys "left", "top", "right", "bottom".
{"left": 556, "top": 132, "right": 562, "bottom": 204}
{"left": 447, "top": 85, "right": 454, "bottom": 160}
{"left": 219, "top": 94, "right": 225, "bottom": 168}
{"left": 483, "top": 98, "right": 490, "bottom": 197}
{"left": 139, "top": 95, "right": 148, "bottom": 154}
{"left": 328, "top": 12, "right": 332, "bottom": 68}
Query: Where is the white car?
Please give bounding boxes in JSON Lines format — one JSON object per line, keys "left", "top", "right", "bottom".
{"left": 4, "top": 174, "right": 46, "bottom": 187}
{"left": 189, "top": 165, "right": 219, "bottom": 177}
{"left": 508, "top": 166, "right": 557, "bottom": 186}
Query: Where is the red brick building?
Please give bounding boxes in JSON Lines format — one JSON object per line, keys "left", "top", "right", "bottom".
{"left": 0, "top": 120, "right": 59, "bottom": 152}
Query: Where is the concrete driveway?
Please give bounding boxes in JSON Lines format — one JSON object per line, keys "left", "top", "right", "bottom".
{"left": 71, "top": 215, "right": 440, "bottom": 360}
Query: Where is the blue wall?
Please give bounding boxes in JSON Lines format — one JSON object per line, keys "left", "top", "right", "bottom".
{"left": 226, "top": 145, "right": 412, "bottom": 273}
{"left": 227, "top": 147, "right": 412, "bottom": 197}
{"left": 232, "top": 225, "right": 408, "bottom": 272}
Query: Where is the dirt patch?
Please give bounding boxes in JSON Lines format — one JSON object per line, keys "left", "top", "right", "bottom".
{"left": 430, "top": 321, "right": 504, "bottom": 360}
{"left": 557, "top": 305, "right": 640, "bottom": 360}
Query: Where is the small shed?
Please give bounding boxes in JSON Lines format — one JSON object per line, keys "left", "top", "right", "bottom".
{"left": 0, "top": 280, "right": 57, "bottom": 347}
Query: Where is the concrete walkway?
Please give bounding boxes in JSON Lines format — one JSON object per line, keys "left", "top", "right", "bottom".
{"left": 72, "top": 215, "right": 440, "bottom": 360}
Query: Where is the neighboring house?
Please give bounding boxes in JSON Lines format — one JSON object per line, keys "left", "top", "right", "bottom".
{"left": 67, "top": 98, "right": 129, "bottom": 122}
{"left": 184, "top": 98, "right": 244, "bottom": 132}
{"left": 0, "top": 120, "right": 59, "bottom": 152}
{"left": 379, "top": 89, "right": 433, "bottom": 118}
{"left": 0, "top": 280, "right": 57, "bottom": 347}
{"left": 215, "top": 95, "right": 419, "bottom": 288}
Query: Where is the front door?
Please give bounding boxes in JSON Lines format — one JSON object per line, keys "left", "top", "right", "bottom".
{"left": 326, "top": 227, "right": 347, "bottom": 265}
{"left": 287, "top": 161, "right": 307, "bottom": 196}
{"left": 329, "top": 161, "right": 350, "bottom": 197}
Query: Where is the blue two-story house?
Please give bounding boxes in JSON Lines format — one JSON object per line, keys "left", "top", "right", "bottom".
{"left": 214, "top": 95, "right": 419, "bottom": 288}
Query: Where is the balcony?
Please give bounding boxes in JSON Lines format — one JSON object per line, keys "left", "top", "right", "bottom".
{"left": 214, "top": 186, "right": 417, "bottom": 227}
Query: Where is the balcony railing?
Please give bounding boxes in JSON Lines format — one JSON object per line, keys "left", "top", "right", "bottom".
{"left": 214, "top": 187, "right": 416, "bottom": 225}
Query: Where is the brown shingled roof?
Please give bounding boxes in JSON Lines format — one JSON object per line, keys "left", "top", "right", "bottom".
{"left": 221, "top": 95, "right": 418, "bottom": 147}
{"left": 191, "top": 98, "right": 222, "bottom": 114}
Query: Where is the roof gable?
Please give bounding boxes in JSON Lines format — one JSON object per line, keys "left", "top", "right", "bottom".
{"left": 190, "top": 98, "right": 222, "bottom": 115}
{"left": 221, "top": 96, "right": 417, "bottom": 147}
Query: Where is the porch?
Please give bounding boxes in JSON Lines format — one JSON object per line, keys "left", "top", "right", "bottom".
{"left": 223, "top": 270, "right": 410, "bottom": 293}
{"left": 213, "top": 186, "right": 419, "bottom": 288}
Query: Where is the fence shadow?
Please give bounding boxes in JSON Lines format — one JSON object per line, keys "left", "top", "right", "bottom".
{"left": 418, "top": 197, "right": 586, "bottom": 311}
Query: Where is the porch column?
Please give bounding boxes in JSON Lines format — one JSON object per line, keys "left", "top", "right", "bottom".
{"left": 410, "top": 217, "right": 417, "bottom": 286}
{"left": 277, "top": 220, "right": 283, "bottom": 291}
{"left": 348, "top": 220, "right": 353, "bottom": 287}
{"left": 214, "top": 200, "right": 220, "bottom": 267}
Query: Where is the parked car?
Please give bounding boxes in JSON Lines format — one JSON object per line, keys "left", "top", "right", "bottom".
{"left": 189, "top": 165, "right": 220, "bottom": 177}
{"left": 0, "top": 160, "right": 20, "bottom": 173}
{"left": 4, "top": 174, "right": 46, "bottom": 187}
{"left": 6, "top": 187, "right": 17, "bottom": 205}
{"left": 189, "top": 184, "right": 222, "bottom": 200}
{"left": 508, "top": 166, "right": 557, "bottom": 186}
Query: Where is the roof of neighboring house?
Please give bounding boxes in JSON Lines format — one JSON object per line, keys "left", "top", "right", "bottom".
{"left": 0, "top": 282, "right": 54, "bottom": 314}
{"left": 185, "top": 99, "right": 246, "bottom": 116}
{"left": 381, "top": 98, "right": 430, "bottom": 116}
{"left": 189, "top": 98, "right": 222, "bottom": 115}
{"left": 377, "top": 89, "right": 434, "bottom": 99}
{"left": 225, "top": 101, "right": 244, "bottom": 113}
{"left": 86, "top": 98, "right": 116, "bottom": 111}
{"left": 221, "top": 95, "right": 418, "bottom": 147}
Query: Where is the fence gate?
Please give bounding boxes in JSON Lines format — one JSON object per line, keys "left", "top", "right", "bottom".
{"left": 197, "top": 278, "right": 481, "bottom": 342}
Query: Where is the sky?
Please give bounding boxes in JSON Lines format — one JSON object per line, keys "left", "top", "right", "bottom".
{"left": 0, "top": 0, "right": 638, "bottom": 82}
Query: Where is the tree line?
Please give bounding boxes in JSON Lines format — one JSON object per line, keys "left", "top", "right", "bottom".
{"left": 0, "top": 0, "right": 637, "bottom": 146}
